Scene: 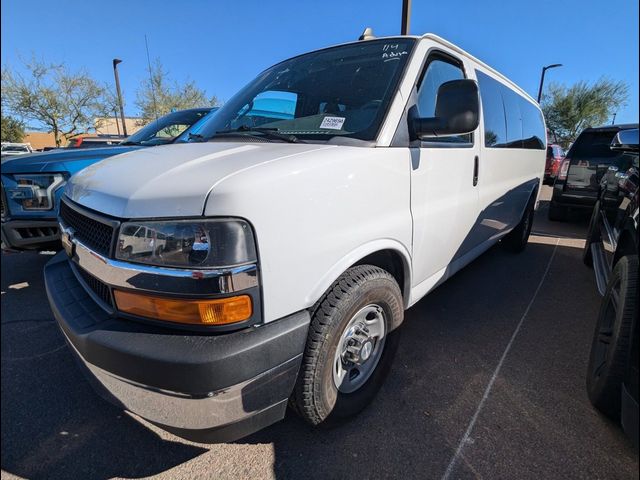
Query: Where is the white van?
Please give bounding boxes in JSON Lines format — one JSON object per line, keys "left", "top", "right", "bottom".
{"left": 47, "top": 32, "right": 546, "bottom": 442}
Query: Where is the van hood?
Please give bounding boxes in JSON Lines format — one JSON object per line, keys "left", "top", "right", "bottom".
{"left": 66, "top": 142, "right": 333, "bottom": 218}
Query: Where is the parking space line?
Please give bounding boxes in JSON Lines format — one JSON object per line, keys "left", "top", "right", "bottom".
{"left": 441, "top": 238, "right": 560, "bottom": 480}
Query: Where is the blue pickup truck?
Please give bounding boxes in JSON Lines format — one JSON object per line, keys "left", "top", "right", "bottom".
{"left": 1, "top": 107, "right": 216, "bottom": 250}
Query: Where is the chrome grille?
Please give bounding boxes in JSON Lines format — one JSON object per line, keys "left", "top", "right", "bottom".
{"left": 59, "top": 200, "right": 115, "bottom": 257}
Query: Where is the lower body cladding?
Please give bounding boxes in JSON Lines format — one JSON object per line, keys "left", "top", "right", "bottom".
{"left": 1, "top": 218, "right": 60, "bottom": 250}
{"left": 44, "top": 252, "right": 310, "bottom": 442}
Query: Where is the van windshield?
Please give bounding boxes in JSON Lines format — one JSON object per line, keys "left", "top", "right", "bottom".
{"left": 178, "top": 39, "right": 415, "bottom": 144}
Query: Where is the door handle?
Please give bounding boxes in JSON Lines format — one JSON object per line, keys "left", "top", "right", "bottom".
{"left": 473, "top": 156, "right": 479, "bottom": 186}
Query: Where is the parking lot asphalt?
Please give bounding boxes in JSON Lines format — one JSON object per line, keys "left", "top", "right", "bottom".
{"left": 1, "top": 186, "right": 639, "bottom": 480}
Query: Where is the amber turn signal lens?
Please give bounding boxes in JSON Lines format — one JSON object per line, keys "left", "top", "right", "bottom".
{"left": 113, "top": 290, "right": 252, "bottom": 326}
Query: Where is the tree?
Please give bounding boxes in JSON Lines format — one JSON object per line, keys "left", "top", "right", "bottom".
{"left": 1, "top": 59, "right": 115, "bottom": 146}
{"left": 541, "top": 78, "right": 629, "bottom": 147}
{"left": 0, "top": 114, "right": 25, "bottom": 143}
{"left": 136, "top": 59, "right": 218, "bottom": 123}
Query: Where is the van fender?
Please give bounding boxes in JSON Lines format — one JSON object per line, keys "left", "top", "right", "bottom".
{"left": 305, "top": 239, "right": 412, "bottom": 309}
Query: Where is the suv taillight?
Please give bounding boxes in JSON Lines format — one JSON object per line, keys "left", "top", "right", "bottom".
{"left": 557, "top": 159, "right": 570, "bottom": 181}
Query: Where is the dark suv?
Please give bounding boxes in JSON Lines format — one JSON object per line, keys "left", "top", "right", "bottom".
{"left": 583, "top": 127, "right": 638, "bottom": 448}
{"left": 549, "top": 123, "right": 639, "bottom": 221}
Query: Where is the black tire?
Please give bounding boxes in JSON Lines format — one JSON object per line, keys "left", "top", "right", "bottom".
{"left": 292, "top": 265, "right": 403, "bottom": 426}
{"left": 583, "top": 201, "right": 601, "bottom": 267}
{"left": 586, "top": 255, "right": 638, "bottom": 420}
{"left": 501, "top": 194, "right": 535, "bottom": 253}
{"left": 548, "top": 201, "right": 568, "bottom": 222}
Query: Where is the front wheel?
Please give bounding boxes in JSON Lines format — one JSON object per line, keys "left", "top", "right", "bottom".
{"left": 586, "top": 255, "right": 638, "bottom": 420}
{"left": 292, "top": 265, "right": 403, "bottom": 426}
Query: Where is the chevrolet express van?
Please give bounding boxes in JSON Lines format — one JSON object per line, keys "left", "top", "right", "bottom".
{"left": 45, "top": 33, "right": 546, "bottom": 442}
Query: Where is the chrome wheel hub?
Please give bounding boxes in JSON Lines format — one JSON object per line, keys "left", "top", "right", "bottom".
{"left": 333, "top": 304, "right": 386, "bottom": 393}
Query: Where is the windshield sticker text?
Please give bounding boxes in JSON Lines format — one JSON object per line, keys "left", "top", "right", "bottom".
{"left": 320, "top": 116, "right": 346, "bottom": 130}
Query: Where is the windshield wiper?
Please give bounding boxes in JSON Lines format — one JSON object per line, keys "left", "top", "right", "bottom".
{"left": 187, "top": 132, "right": 206, "bottom": 142}
{"left": 214, "top": 126, "right": 300, "bottom": 143}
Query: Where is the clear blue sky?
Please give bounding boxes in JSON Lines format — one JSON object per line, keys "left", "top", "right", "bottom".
{"left": 2, "top": 0, "right": 638, "bottom": 125}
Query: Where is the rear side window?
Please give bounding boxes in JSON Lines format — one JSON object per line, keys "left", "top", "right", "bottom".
{"left": 476, "top": 71, "right": 507, "bottom": 147}
{"left": 476, "top": 70, "right": 545, "bottom": 150}
{"left": 503, "top": 88, "right": 523, "bottom": 148}
{"left": 520, "top": 98, "right": 546, "bottom": 149}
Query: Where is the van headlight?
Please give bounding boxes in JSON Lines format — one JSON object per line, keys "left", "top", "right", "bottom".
{"left": 115, "top": 219, "right": 257, "bottom": 268}
{"left": 8, "top": 174, "right": 66, "bottom": 210}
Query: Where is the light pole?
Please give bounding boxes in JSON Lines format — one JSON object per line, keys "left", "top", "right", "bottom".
{"left": 112, "top": 59, "right": 128, "bottom": 136}
{"left": 537, "top": 63, "right": 563, "bottom": 103}
{"left": 611, "top": 113, "right": 617, "bottom": 125}
{"left": 401, "top": 0, "right": 411, "bottom": 35}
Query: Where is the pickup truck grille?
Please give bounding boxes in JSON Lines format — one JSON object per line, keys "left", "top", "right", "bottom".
{"left": 59, "top": 200, "right": 116, "bottom": 257}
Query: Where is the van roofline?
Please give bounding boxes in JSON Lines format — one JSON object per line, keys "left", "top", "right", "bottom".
{"left": 420, "top": 33, "right": 539, "bottom": 106}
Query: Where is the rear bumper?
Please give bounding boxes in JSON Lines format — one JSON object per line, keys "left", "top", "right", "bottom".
{"left": 44, "top": 251, "right": 311, "bottom": 442}
{"left": 551, "top": 184, "right": 598, "bottom": 209}
{"left": 1, "top": 218, "right": 60, "bottom": 250}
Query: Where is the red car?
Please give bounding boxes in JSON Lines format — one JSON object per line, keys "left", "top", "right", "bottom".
{"left": 544, "top": 144, "right": 565, "bottom": 184}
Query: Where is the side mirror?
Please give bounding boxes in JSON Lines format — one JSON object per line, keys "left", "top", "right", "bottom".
{"left": 610, "top": 128, "right": 639, "bottom": 153}
{"left": 410, "top": 79, "right": 480, "bottom": 140}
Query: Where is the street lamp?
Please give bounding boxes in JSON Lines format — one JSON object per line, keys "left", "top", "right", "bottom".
{"left": 537, "top": 63, "right": 563, "bottom": 103}
{"left": 112, "top": 59, "right": 128, "bottom": 136}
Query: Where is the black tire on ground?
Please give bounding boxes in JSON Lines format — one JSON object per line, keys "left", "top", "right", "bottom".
{"left": 292, "top": 265, "right": 403, "bottom": 426}
{"left": 586, "top": 255, "right": 638, "bottom": 420}
{"left": 548, "top": 201, "right": 569, "bottom": 222}
{"left": 501, "top": 194, "right": 535, "bottom": 253}
{"left": 583, "top": 201, "right": 601, "bottom": 267}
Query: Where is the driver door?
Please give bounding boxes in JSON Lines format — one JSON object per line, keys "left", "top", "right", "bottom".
{"left": 410, "top": 51, "right": 481, "bottom": 295}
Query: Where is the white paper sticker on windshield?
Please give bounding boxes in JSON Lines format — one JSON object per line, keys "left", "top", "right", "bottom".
{"left": 320, "top": 116, "right": 345, "bottom": 130}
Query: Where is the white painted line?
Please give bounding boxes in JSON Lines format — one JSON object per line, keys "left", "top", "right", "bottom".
{"left": 441, "top": 239, "right": 559, "bottom": 480}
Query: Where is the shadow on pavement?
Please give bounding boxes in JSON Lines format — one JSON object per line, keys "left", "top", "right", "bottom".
{"left": 1, "top": 252, "right": 207, "bottom": 480}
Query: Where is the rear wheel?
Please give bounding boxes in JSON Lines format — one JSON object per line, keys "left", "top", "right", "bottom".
{"left": 586, "top": 255, "right": 638, "bottom": 420}
{"left": 548, "top": 201, "right": 569, "bottom": 222}
{"left": 292, "top": 265, "right": 403, "bottom": 426}
{"left": 501, "top": 194, "right": 535, "bottom": 253}
{"left": 583, "top": 201, "right": 601, "bottom": 267}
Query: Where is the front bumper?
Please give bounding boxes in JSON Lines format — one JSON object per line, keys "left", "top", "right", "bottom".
{"left": 45, "top": 252, "right": 310, "bottom": 442}
{"left": 1, "top": 218, "right": 60, "bottom": 250}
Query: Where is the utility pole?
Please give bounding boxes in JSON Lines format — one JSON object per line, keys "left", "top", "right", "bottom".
{"left": 401, "top": 0, "right": 411, "bottom": 35}
{"left": 112, "top": 59, "right": 128, "bottom": 136}
{"left": 537, "top": 63, "right": 563, "bottom": 103}
{"left": 113, "top": 109, "right": 121, "bottom": 135}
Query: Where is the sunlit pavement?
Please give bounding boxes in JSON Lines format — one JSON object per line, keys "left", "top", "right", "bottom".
{"left": 2, "top": 186, "right": 638, "bottom": 480}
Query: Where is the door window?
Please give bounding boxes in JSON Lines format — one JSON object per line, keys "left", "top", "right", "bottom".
{"left": 417, "top": 56, "right": 472, "bottom": 144}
